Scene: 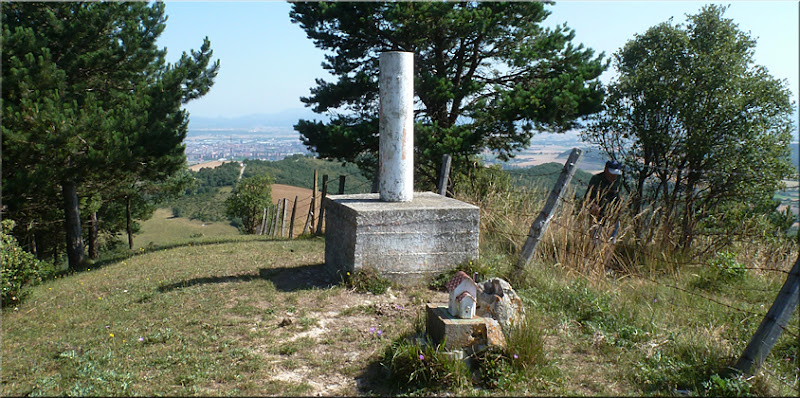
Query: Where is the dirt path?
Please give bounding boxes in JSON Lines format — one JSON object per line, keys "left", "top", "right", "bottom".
{"left": 240, "top": 263, "right": 446, "bottom": 395}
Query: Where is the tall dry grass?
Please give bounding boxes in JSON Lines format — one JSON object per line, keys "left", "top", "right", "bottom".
{"left": 454, "top": 166, "right": 798, "bottom": 281}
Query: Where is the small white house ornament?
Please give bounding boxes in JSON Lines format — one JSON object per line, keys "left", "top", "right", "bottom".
{"left": 446, "top": 271, "right": 479, "bottom": 318}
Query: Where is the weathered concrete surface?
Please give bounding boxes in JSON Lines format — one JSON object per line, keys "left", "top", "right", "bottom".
{"left": 324, "top": 192, "right": 480, "bottom": 284}
{"left": 426, "top": 304, "right": 506, "bottom": 351}
{"left": 378, "top": 51, "right": 414, "bottom": 202}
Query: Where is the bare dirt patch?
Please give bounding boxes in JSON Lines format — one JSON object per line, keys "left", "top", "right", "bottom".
{"left": 188, "top": 160, "right": 230, "bottom": 171}
{"left": 228, "top": 262, "right": 447, "bottom": 396}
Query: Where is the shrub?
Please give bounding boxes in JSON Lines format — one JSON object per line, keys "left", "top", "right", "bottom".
{"left": 343, "top": 266, "right": 392, "bottom": 295}
{"left": 504, "top": 312, "right": 546, "bottom": 371}
{"left": 382, "top": 336, "right": 470, "bottom": 392}
{"left": 1, "top": 220, "right": 54, "bottom": 307}
{"left": 429, "top": 258, "right": 494, "bottom": 291}
{"left": 701, "top": 374, "right": 753, "bottom": 397}
{"left": 694, "top": 251, "right": 748, "bottom": 291}
{"left": 708, "top": 251, "right": 746, "bottom": 280}
{"left": 225, "top": 174, "right": 273, "bottom": 234}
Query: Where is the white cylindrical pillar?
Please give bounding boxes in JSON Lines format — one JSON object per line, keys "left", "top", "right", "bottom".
{"left": 379, "top": 51, "right": 414, "bottom": 202}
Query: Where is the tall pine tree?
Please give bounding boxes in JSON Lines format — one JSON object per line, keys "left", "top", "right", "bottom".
{"left": 2, "top": 2, "right": 219, "bottom": 268}
{"left": 290, "top": 2, "right": 606, "bottom": 186}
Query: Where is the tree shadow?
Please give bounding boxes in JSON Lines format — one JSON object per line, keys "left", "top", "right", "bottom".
{"left": 156, "top": 263, "right": 338, "bottom": 294}
{"left": 355, "top": 359, "right": 400, "bottom": 396}
{"left": 89, "top": 236, "right": 306, "bottom": 270}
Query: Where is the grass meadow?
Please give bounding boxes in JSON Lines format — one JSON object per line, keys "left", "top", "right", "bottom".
{"left": 2, "top": 193, "right": 799, "bottom": 395}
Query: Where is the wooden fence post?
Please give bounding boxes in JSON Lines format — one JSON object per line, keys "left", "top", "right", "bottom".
{"left": 310, "top": 170, "right": 318, "bottom": 230}
{"left": 438, "top": 154, "right": 452, "bottom": 196}
{"left": 514, "top": 148, "right": 583, "bottom": 272}
{"left": 280, "top": 198, "right": 288, "bottom": 237}
{"left": 316, "top": 175, "right": 329, "bottom": 235}
{"left": 260, "top": 207, "right": 267, "bottom": 235}
{"left": 262, "top": 205, "right": 271, "bottom": 235}
{"left": 266, "top": 204, "right": 274, "bottom": 236}
{"left": 288, "top": 195, "right": 298, "bottom": 239}
{"left": 735, "top": 255, "right": 800, "bottom": 375}
{"left": 272, "top": 200, "right": 283, "bottom": 237}
{"left": 338, "top": 175, "right": 346, "bottom": 195}
{"left": 303, "top": 200, "right": 313, "bottom": 235}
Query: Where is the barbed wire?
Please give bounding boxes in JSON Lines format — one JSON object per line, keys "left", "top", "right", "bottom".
{"left": 759, "top": 362, "right": 800, "bottom": 391}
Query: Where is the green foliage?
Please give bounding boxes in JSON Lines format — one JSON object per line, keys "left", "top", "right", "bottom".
{"left": 1, "top": 220, "right": 53, "bottom": 307}
{"left": 506, "top": 162, "right": 595, "bottom": 198}
{"left": 382, "top": 337, "right": 470, "bottom": 392}
{"left": 194, "top": 162, "right": 241, "bottom": 188}
{"left": 225, "top": 175, "right": 273, "bottom": 234}
{"left": 503, "top": 313, "right": 547, "bottom": 372}
{"left": 429, "top": 258, "right": 494, "bottom": 291}
{"left": 584, "top": 5, "right": 795, "bottom": 248}
{"left": 476, "top": 346, "right": 515, "bottom": 390}
{"left": 693, "top": 251, "right": 748, "bottom": 292}
{"left": 343, "top": 266, "right": 392, "bottom": 295}
{"left": 708, "top": 251, "right": 747, "bottom": 280}
{"left": 701, "top": 374, "right": 753, "bottom": 397}
{"left": 2, "top": 2, "right": 219, "bottom": 269}
{"left": 243, "top": 155, "right": 371, "bottom": 193}
{"left": 290, "top": 1, "right": 606, "bottom": 187}
{"left": 167, "top": 187, "right": 230, "bottom": 223}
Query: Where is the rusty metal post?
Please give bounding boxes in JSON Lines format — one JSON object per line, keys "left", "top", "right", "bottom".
{"left": 378, "top": 51, "right": 414, "bottom": 202}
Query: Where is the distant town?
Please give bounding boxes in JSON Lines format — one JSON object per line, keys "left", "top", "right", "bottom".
{"left": 185, "top": 128, "right": 310, "bottom": 164}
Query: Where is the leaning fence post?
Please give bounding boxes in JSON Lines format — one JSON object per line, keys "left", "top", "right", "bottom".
{"left": 514, "top": 148, "right": 583, "bottom": 272}
{"left": 264, "top": 205, "right": 273, "bottom": 235}
{"left": 438, "top": 154, "right": 452, "bottom": 196}
{"left": 303, "top": 198, "right": 313, "bottom": 235}
{"left": 310, "top": 170, "right": 318, "bottom": 230}
{"left": 288, "top": 195, "right": 298, "bottom": 239}
{"left": 316, "top": 175, "right": 329, "bottom": 235}
{"left": 735, "top": 255, "right": 800, "bottom": 375}
{"left": 260, "top": 207, "right": 267, "bottom": 235}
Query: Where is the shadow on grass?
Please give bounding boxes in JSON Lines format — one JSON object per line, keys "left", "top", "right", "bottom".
{"left": 156, "top": 263, "right": 338, "bottom": 294}
{"left": 355, "top": 358, "right": 399, "bottom": 396}
{"left": 87, "top": 235, "right": 320, "bottom": 270}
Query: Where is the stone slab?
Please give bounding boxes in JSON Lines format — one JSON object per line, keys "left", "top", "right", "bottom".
{"left": 324, "top": 192, "right": 480, "bottom": 284}
{"left": 426, "top": 304, "right": 506, "bottom": 351}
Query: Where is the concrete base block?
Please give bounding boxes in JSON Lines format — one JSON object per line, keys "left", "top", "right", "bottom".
{"left": 324, "top": 192, "right": 480, "bottom": 284}
{"left": 426, "top": 304, "right": 506, "bottom": 351}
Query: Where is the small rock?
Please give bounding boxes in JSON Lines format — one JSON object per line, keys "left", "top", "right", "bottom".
{"left": 476, "top": 278, "right": 525, "bottom": 329}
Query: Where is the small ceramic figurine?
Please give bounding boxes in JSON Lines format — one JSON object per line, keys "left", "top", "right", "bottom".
{"left": 446, "top": 270, "right": 479, "bottom": 319}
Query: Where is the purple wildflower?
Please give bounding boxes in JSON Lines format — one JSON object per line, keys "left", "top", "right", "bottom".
{"left": 419, "top": 354, "right": 425, "bottom": 360}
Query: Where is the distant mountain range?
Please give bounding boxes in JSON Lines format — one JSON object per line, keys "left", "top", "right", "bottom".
{"left": 188, "top": 108, "right": 329, "bottom": 130}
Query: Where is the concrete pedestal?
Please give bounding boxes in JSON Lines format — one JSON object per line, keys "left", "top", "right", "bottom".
{"left": 323, "top": 192, "right": 480, "bottom": 284}
{"left": 426, "top": 304, "right": 506, "bottom": 351}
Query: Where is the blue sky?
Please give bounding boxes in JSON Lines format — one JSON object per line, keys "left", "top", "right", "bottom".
{"left": 157, "top": 0, "right": 799, "bottom": 130}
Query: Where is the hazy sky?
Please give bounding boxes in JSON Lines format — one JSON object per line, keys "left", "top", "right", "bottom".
{"left": 157, "top": 0, "right": 800, "bottom": 124}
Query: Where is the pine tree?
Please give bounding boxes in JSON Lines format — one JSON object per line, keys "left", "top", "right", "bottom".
{"left": 2, "top": 2, "right": 219, "bottom": 268}
{"left": 290, "top": 2, "right": 606, "bottom": 187}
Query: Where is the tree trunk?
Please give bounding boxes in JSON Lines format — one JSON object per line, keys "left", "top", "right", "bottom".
{"left": 126, "top": 195, "right": 134, "bottom": 250}
{"left": 88, "top": 212, "right": 99, "bottom": 259}
{"left": 62, "top": 180, "right": 86, "bottom": 270}
{"left": 680, "top": 175, "right": 698, "bottom": 250}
